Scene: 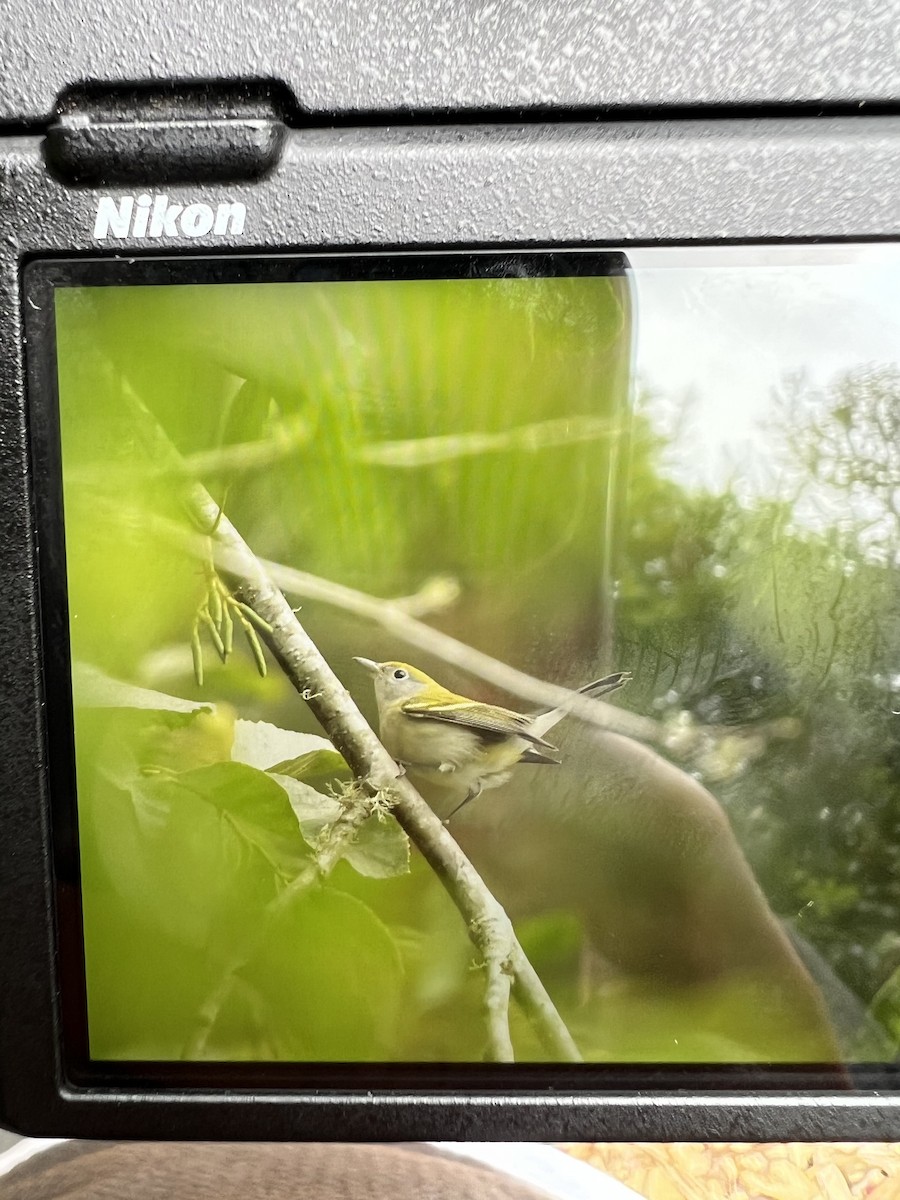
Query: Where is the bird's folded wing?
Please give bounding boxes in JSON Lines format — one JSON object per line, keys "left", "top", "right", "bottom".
{"left": 400, "top": 698, "right": 557, "bottom": 749}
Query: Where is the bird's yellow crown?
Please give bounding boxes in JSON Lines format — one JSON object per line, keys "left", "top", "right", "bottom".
{"left": 380, "top": 661, "right": 439, "bottom": 687}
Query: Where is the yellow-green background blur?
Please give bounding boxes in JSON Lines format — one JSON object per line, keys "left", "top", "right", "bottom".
{"left": 54, "top": 263, "right": 900, "bottom": 1066}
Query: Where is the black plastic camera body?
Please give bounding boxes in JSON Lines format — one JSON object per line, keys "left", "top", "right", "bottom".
{"left": 2, "top": 0, "right": 900, "bottom": 1144}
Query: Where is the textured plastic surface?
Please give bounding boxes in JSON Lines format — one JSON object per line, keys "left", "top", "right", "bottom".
{"left": 1, "top": 0, "right": 900, "bottom": 123}
{"left": 1, "top": 114, "right": 900, "bottom": 1139}
{"left": 44, "top": 83, "right": 288, "bottom": 185}
{"left": 4, "top": 117, "right": 900, "bottom": 248}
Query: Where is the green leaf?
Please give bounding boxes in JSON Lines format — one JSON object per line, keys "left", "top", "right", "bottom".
{"left": 205, "top": 885, "right": 404, "bottom": 1060}
{"left": 73, "top": 662, "right": 214, "bottom": 713}
{"left": 80, "top": 895, "right": 225, "bottom": 1060}
{"left": 231, "top": 717, "right": 334, "bottom": 771}
{"left": 272, "top": 773, "right": 409, "bottom": 879}
{"left": 271, "top": 772, "right": 343, "bottom": 845}
{"left": 268, "top": 748, "right": 351, "bottom": 784}
{"left": 219, "top": 377, "right": 274, "bottom": 449}
{"left": 77, "top": 725, "right": 317, "bottom": 1059}
{"left": 79, "top": 775, "right": 281, "bottom": 1058}
{"left": 175, "top": 761, "right": 313, "bottom": 881}
{"left": 342, "top": 813, "right": 410, "bottom": 879}
{"left": 86, "top": 761, "right": 311, "bottom": 950}
{"left": 77, "top": 703, "right": 235, "bottom": 783}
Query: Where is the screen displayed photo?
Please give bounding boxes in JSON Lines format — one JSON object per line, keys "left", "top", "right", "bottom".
{"left": 28, "top": 246, "right": 900, "bottom": 1075}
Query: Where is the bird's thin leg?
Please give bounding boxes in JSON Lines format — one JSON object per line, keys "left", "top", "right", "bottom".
{"left": 443, "top": 782, "right": 483, "bottom": 825}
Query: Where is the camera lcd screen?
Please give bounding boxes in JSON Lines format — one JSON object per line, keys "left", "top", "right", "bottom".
{"left": 26, "top": 246, "right": 900, "bottom": 1087}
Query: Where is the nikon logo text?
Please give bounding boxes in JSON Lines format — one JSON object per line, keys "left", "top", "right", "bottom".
{"left": 93, "top": 194, "right": 246, "bottom": 240}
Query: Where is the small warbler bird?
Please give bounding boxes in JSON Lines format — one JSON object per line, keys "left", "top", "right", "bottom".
{"left": 354, "top": 658, "right": 630, "bottom": 820}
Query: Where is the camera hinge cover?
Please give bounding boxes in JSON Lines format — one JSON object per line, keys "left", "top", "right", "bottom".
{"left": 45, "top": 81, "right": 290, "bottom": 187}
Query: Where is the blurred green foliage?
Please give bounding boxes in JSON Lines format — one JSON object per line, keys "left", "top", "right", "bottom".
{"left": 53, "top": 272, "right": 900, "bottom": 1065}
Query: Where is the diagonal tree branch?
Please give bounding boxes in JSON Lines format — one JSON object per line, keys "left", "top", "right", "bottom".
{"left": 123, "top": 379, "right": 580, "bottom": 1064}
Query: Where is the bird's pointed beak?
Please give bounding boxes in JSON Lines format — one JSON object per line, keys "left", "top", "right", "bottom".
{"left": 353, "top": 657, "right": 381, "bottom": 676}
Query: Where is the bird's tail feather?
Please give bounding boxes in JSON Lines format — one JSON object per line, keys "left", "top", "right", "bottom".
{"left": 530, "top": 670, "right": 631, "bottom": 736}
{"left": 577, "top": 670, "right": 631, "bottom": 700}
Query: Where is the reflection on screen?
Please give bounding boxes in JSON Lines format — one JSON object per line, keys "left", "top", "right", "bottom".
{"left": 48, "top": 248, "right": 900, "bottom": 1069}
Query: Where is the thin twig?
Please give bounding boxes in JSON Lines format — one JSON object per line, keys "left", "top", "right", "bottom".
{"left": 241, "top": 556, "right": 803, "bottom": 771}
{"left": 122, "top": 379, "right": 580, "bottom": 1064}
{"left": 151, "top": 512, "right": 796, "bottom": 771}
{"left": 144, "top": 508, "right": 656, "bottom": 738}
{"left": 354, "top": 413, "right": 621, "bottom": 467}
{"left": 67, "top": 421, "right": 314, "bottom": 486}
{"left": 227, "top": 548, "right": 659, "bottom": 743}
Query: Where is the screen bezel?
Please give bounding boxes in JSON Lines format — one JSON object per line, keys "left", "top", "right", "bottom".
{"left": 22, "top": 247, "right": 898, "bottom": 1100}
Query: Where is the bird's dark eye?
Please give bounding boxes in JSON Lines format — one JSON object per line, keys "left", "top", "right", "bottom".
{"left": 393, "top": 668, "right": 408, "bottom": 680}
